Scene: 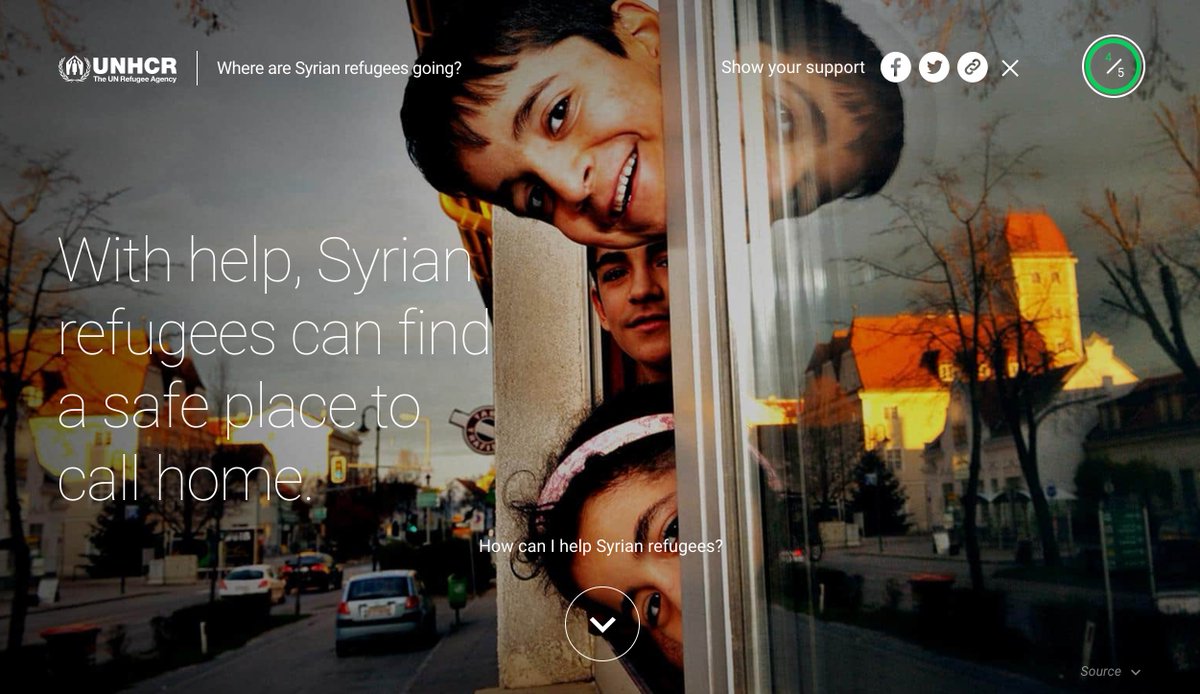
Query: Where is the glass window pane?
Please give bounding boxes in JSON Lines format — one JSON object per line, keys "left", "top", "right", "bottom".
{"left": 712, "top": 0, "right": 1200, "bottom": 690}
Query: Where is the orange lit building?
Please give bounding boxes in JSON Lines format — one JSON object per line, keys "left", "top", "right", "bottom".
{"left": 1, "top": 330, "right": 208, "bottom": 580}
{"left": 803, "top": 211, "right": 1137, "bottom": 531}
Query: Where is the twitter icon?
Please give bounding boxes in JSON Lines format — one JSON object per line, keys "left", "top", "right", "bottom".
{"left": 920, "top": 51, "right": 950, "bottom": 83}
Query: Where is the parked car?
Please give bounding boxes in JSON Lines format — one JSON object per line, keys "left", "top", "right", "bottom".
{"left": 335, "top": 570, "right": 436, "bottom": 656}
{"left": 282, "top": 552, "right": 343, "bottom": 592}
{"left": 219, "top": 564, "right": 286, "bottom": 605}
{"left": 778, "top": 541, "right": 823, "bottom": 564}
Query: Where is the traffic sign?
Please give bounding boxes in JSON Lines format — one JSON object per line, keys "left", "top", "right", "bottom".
{"left": 1101, "top": 501, "right": 1148, "bottom": 570}
{"left": 417, "top": 490, "right": 439, "bottom": 509}
{"left": 450, "top": 406, "right": 495, "bottom": 455}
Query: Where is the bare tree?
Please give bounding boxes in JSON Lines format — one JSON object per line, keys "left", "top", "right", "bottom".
{"left": 882, "top": 0, "right": 1184, "bottom": 97}
{"left": 0, "top": 0, "right": 229, "bottom": 80}
{"left": 867, "top": 119, "right": 1102, "bottom": 570}
{"left": 1085, "top": 96, "right": 1200, "bottom": 394}
{"left": 138, "top": 437, "right": 216, "bottom": 556}
{"left": 800, "top": 372, "right": 861, "bottom": 519}
{"left": 857, "top": 121, "right": 1039, "bottom": 590}
{"left": 1, "top": 143, "right": 159, "bottom": 648}
{"left": 980, "top": 305, "right": 1062, "bottom": 567}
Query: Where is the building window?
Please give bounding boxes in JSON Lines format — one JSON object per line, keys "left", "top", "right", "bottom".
{"left": 883, "top": 405, "right": 899, "bottom": 419}
{"left": 1031, "top": 272, "right": 1042, "bottom": 284}
{"left": 938, "top": 362, "right": 956, "bottom": 382}
{"left": 885, "top": 448, "right": 902, "bottom": 473}
{"left": 952, "top": 423, "right": 968, "bottom": 447}
{"left": 1170, "top": 394, "right": 1185, "bottom": 421}
{"left": 93, "top": 430, "right": 112, "bottom": 446}
{"left": 1051, "top": 271, "right": 1061, "bottom": 283}
{"left": 20, "top": 385, "right": 44, "bottom": 408}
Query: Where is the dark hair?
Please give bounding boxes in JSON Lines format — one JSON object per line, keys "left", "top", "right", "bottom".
{"left": 586, "top": 246, "right": 601, "bottom": 286}
{"left": 761, "top": 0, "right": 904, "bottom": 202}
{"left": 401, "top": 0, "right": 626, "bottom": 197}
{"left": 511, "top": 381, "right": 674, "bottom": 603}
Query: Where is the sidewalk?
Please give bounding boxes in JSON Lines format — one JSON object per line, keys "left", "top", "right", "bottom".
{"left": 405, "top": 589, "right": 499, "bottom": 693}
{"left": 0, "top": 575, "right": 188, "bottom": 619}
{"left": 833, "top": 533, "right": 1019, "bottom": 565}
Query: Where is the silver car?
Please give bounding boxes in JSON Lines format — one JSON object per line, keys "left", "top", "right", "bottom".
{"left": 334, "top": 570, "right": 436, "bottom": 656}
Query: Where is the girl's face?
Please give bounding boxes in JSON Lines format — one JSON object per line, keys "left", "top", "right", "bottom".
{"left": 570, "top": 468, "right": 682, "bottom": 668}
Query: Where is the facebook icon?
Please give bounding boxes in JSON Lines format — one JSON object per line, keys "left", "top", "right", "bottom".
{"left": 881, "top": 51, "right": 911, "bottom": 83}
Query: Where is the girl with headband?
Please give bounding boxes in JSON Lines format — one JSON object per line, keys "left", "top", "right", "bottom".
{"left": 512, "top": 382, "right": 683, "bottom": 691}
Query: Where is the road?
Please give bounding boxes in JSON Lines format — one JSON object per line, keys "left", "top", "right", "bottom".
{"left": 1, "top": 563, "right": 372, "bottom": 661}
{"left": 129, "top": 589, "right": 499, "bottom": 693}
{"left": 771, "top": 606, "right": 1068, "bottom": 693}
{"left": 820, "top": 545, "right": 1153, "bottom": 635}
{"left": 1, "top": 581, "right": 213, "bottom": 660}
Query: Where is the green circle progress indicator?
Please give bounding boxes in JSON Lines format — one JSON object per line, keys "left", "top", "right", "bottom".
{"left": 1082, "top": 34, "right": 1145, "bottom": 98}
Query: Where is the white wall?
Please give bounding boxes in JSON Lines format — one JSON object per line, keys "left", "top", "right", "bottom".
{"left": 493, "top": 209, "right": 595, "bottom": 688}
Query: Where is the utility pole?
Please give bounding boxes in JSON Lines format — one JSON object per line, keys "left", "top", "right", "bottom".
{"left": 876, "top": 456, "right": 885, "bottom": 553}
{"left": 358, "top": 405, "right": 382, "bottom": 570}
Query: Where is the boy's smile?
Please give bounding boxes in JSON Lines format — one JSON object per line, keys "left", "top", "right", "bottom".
{"left": 457, "top": 6, "right": 666, "bottom": 249}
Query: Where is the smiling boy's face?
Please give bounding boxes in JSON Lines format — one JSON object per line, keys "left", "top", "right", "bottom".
{"left": 456, "top": 2, "right": 666, "bottom": 249}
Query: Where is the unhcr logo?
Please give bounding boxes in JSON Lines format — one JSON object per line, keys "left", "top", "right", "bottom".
{"left": 57, "top": 55, "right": 179, "bottom": 84}
{"left": 58, "top": 55, "right": 90, "bottom": 82}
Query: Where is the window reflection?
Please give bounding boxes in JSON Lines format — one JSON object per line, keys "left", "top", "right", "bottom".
{"left": 724, "top": 0, "right": 1200, "bottom": 691}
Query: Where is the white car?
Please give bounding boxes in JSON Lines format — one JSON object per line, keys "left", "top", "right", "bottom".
{"left": 219, "top": 564, "right": 286, "bottom": 605}
{"left": 335, "top": 570, "right": 436, "bottom": 656}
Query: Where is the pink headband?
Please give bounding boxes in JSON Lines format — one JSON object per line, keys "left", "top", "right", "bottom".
{"left": 537, "top": 413, "right": 675, "bottom": 507}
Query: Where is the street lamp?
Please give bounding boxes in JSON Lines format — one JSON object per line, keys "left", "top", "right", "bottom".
{"left": 358, "top": 405, "right": 382, "bottom": 570}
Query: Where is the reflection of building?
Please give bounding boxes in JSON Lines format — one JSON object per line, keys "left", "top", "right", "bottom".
{"left": 804, "top": 212, "right": 1137, "bottom": 531}
{"left": 805, "top": 315, "right": 959, "bottom": 530}
{"left": 1086, "top": 374, "right": 1200, "bottom": 526}
{"left": 924, "top": 334, "right": 1137, "bottom": 535}
{"left": 1004, "top": 212, "right": 1084, "bottom": 365}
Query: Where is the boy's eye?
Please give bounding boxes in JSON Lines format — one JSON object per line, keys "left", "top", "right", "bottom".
{"left": 774, "top": 102, "right": 795, "bottom": 140}
{"left": 664, "top": 517, "right": 679, "bottom": 544}
{"left": 601, "top": 266, "right": 628, "bottom": 283}
{"left": 548, "top": 97, "right": 569, "bottom": 135}
{"left": 645, "top": 592, "right": 662, "bottom": 627}
{"left": 654, "top": 253, "right": 669, "bottom": 269}
{"left": 527, "top": 185, "right": 548, "bottom": 218}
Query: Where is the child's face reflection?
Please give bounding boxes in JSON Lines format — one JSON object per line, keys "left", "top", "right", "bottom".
{"left": 762, "top": 68, "right": 870, "bottom": 217}
{"left": 571, "top": 469, "right": 683, "bottom": 667}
